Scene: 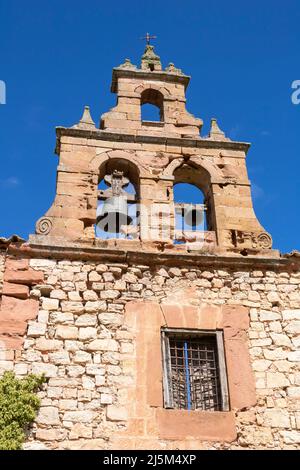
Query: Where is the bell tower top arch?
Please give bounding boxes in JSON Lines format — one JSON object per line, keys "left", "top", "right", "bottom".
{"left": 100, "top": 44, "right": 203, "bottom": 137}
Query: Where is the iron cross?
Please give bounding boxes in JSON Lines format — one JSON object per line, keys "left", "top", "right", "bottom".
{"left": 141, "top": 32, "right": 157, "bottom": 45}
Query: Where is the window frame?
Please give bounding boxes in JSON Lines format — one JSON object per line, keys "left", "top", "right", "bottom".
{"left": 161, "top": 328, "right": 230, "bottom": 412}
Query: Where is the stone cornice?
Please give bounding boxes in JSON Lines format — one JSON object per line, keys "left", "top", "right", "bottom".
{"left": 111, "top": 67, "right": 190, "bottom": 93}
{"left": 55, "top": 127, "right": 251, "bottom": 155}
{"left": 7, "top": 241, "right": 300, "bottom": 273}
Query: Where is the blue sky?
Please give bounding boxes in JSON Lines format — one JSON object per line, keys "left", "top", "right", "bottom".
{"left": 0, "top": 0, "right": 299, "bottom": 253}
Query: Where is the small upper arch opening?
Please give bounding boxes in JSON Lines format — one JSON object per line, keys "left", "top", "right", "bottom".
{"left": 141, "top": 89, "right": 164, "bottom": 122}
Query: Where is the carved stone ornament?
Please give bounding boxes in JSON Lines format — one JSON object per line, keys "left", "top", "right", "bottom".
{"left": 233, "top": 230, "right": 272, "bottom": 250}
{"left": 36, "top": 217, "right": 53, "bottom": 235}
{"left": 256, "top": 232, "right": 273, "bottom": 249}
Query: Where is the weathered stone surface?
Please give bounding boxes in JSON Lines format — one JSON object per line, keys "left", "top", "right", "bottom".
{"left": 288, "top": 351, "right": 300, "bottom": 362}
{"left": 284, "top": 321, "right": 300, "bottom": 335}
{"left": 63, "top": 411, "right": 97, "bottom": 423}
{"left": 86, "top": 339, "right": 118, "bottom": 352}
{"left": 42, "top": 297, "right": 59, "bottom": 311}
{"left": 280, "top": 431, "right": 300, "bottom": 444}
{"left": 263, "top": 409, "right": 290, "bottom": 429}
{"left": 106, "top": 405, "right": 127, "bottom": 421}
{"left": 78, "top": 327, "right": 97, "bottom": 341}
{"left": 61, "top": 301, "right": 84, "bottom": 313}
{"left": 56, "top": 326, "right": 78, "bottom": 340}
{"left": 260, "top": 311, "right": 281, "bottom": 322}
{"left": 270, "top": 333, "right": 292, "bottom": 347}
{"left": 4, "top": 268, "right": 44, "bottom": 285}
{"left": 35, "top": 338, "right": 62, "bottom": 351}
{"left": 0, "top": 296, "right": 39, "bottom": 321}
{"left": 36, "top": 407, "right": 60, "bottom": 425}
{"left": 50, "top": 289, "right": 67, "bottom": 300}
{"left": 69, "top": 423, "right": 93, "bottom": 440}
{"left": 75, "top": 314, "right": 97, "bottom": 327}
{"left": 282, "top": 310, "right": 300, "bottom": 321}
{"left": 266, "top": 372, "right": 290, "bottom": 388}
{"left": 83, "top": 290, "right": 98, "bottom": 301}
{"left": 27, "top": 322, "right": 47, "bottom": 337}
{"left": 31, "top": 363, "right": 58, "bottom": 377}
{"left": 2, "top": 282, "right": 29, "bottom": 299}
{"left": 73, "top": 351, "right": 92, "bottom": 364}
{"left": 48, "top": 351, "right": 71, "bottom": 364}
{"left": 36, "top": 428, "right": 67, "bottom": 441}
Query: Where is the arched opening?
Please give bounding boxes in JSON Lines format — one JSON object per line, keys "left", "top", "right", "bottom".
{"left": 141, "top": 89, "right": 164, "bottom": 123}
{"left": 141, "top": 103, "right": 161, "bottom": 122}
{"left": 173, "top": 164, "right": 215, "bottom": 244}
{"left": 95, "top": 159, "right": 140, "bottom": 240}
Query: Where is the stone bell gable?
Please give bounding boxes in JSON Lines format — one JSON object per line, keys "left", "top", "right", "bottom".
{"left": 33, "top": 44, "right": 274, "bottom": 258}
{"left": 1, "top": 44, "right": 299, "bottom": 451}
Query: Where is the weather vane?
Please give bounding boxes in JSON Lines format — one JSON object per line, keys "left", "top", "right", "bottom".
{"left": 141, "top": 32, "right": 157, "bottom": 45}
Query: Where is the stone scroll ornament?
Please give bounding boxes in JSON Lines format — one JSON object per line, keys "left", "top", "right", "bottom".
{"left": 256, "top": 232, "right": 273, "bottom": 249}
{"left": 234, "top": 230, "right": 273, "bottom": 250}
{"left": 36, "top": 217, "right": 53, "bottom": 235}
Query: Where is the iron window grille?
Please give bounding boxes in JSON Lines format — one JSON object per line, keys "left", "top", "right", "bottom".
{"left": 161, "top": 329, "right": 229, "bottom": 411}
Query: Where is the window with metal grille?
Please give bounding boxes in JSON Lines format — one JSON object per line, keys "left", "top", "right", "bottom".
{"left": 161, "top": 329, "right": 229, "bottom": 411}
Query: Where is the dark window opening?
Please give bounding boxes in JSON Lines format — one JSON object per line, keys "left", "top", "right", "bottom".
{"left": 162, "top": 329, "right": 229, "bottom": 412}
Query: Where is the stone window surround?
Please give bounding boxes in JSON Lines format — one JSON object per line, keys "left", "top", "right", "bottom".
{"left": 123, "top": 301, "right": 256, "bottom": 443}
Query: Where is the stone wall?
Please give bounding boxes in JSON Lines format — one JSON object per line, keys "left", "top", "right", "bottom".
{"left": 0, "top": 250, "right": 5, "bottom": 298}
{"left": 0, "top": 255, "right": 300, "bottom": 450}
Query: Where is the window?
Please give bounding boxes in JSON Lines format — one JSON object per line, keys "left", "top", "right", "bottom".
{"left": 161, "top": 329, "right": 229, "bottom": 411}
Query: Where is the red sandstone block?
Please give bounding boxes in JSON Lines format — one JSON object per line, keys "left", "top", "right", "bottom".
{"left": 0, "top": 296, "right": 39, "bottom": 321}
{"left": 0, "top": 320, "right": 27, "bottom": 336}
{"left": 4, "top": 268, "right": 44, "bottom": 285}
{"left": 5, "top": 258, "right": 29, "bottom": 271}
{"left": 0, "top": 335, "right": 23, "bottom": 351}
{"left": 2, "top": 282, "right": 29, "bottom": 299}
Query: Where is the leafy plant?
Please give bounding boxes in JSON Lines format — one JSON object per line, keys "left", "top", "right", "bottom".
{"left": 0, "top": 371, "right": 46, "bottom": 450}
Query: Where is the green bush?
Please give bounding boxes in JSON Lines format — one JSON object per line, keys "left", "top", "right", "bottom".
{"left": 0, "top": 371, "right": 46, "bottom": 450}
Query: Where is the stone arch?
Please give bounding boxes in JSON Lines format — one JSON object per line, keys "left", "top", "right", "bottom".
{"left": 163, "top": 156, "right": 222, "bottom": 185}
{"left": 165, "top": 157, "right": 220, "bottom": 234}
{"left": 134, "top": 83, "right": 171, "bottom": 99}
{"left": 162, "top": 158, "right": 184, "bottom": 177}
{"left": 89, "top": 149, "right": 151, "bottom": 178}
{"left": 189, "top": 156, "right": 222, "bottom": 184}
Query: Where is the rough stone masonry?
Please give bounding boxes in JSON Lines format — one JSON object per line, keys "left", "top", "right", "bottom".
{"left": 0, "top": 45, "right": 299, "bottom": 450}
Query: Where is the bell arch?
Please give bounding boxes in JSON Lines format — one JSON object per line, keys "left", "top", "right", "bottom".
{"left": 95, "top": 157, "right": 140, "bottom": 240}
{"left": 171, "top": 160, "right": 217, "bottom": 239}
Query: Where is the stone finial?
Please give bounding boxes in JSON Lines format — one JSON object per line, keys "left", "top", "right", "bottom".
{"left": 165, "top": 62, "right": 183, "bottom": 75}
{"left": 117, "top": 58, "right": 137, "bottom": 70}
{"left": 208, "top": 118, "right": 230, "bottom": 141}
{"left": 141, "top": 45, "right": 162, "bottom": 71}
{"left": 73, "top": 106, "right": 96, "bottom": 130}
